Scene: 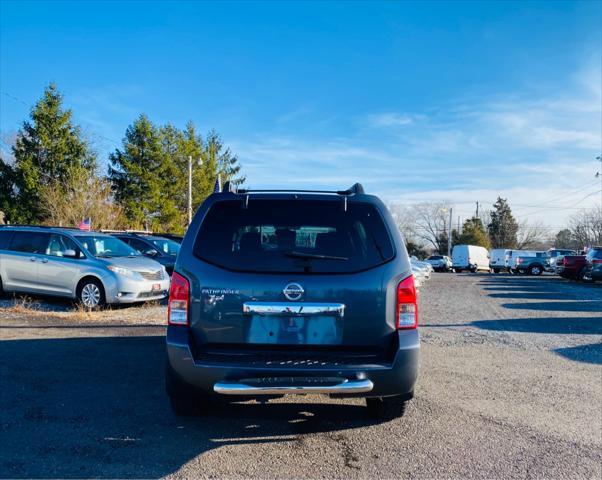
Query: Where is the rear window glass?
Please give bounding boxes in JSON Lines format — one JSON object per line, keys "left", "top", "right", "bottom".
{"left": 0, "top": 230, "right": 13, "bottom": 249}
{"left": 429, "top": 255, "right": 443, "bottom": 260}
{"left": 194, "top": 199, "right": 395, "bottom": 273}
{"left": 9, "top": 232, "right": 49, "bottom": 253}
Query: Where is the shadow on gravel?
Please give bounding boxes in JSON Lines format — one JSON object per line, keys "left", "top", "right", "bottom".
{"left": 0, "top": 335, "right": 372, "bottom": 479}
{"left": 471, "top": 316, "right": 602, "bottom": 335}
{"left": 500, "top": 300, "right": 602, "bottom": 313}
{"left": 554, "top": 343, "right": 602, "bottom": 365}
{"left": 489, "top": 292, "right": 573, "bottom": 300}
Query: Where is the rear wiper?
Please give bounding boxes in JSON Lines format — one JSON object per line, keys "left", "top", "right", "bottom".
{"left": 284, "top": 250, "right": 348, "bottom": 261}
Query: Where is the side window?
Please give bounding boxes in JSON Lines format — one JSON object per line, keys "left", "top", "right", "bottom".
{"left": 129, "top": 238, "right": 152, "bottom": 253}
{"left": 0, "top": 230, "right": 13, "bottom": 249}
{"left": 46, "top": 234, "right": 80, "bottom": 257}
{"left": 9, "top": 232, "right": 50, "bottom": 254}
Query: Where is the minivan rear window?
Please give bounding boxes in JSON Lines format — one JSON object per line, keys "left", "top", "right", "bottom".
{"left": 194, "top": 199, "right": 395, "bottom": 273}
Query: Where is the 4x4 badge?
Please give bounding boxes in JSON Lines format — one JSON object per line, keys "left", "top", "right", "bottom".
{"left": 283, "top": 283, "right": 304, "bottom": 301}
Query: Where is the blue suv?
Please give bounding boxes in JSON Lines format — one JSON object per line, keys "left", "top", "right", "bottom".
{"left": 165, "top": 184, "right": 419, "bottom": 420}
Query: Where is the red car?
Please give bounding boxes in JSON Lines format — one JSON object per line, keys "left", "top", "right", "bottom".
{"left": 556, "top": 255, "right": 587, "bottom": 280}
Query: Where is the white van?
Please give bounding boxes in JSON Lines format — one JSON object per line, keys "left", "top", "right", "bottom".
{"left": 452, "top": 245, "right": 490, "bottom": 272}
{"left": 490, "top": 249, "right": 511, "bottom": 273}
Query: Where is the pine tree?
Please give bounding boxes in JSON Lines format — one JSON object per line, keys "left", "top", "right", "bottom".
{"left": 8, "top": 83, "right": 96, "bottom": 223}
{"left": 487, "top": 197, "right": 518, "bottom": 248}
{"left": 458, "top": 217, "right": 491, "bottom": 249}
{"left": 108, "top": 114, "right": 182, "bottom": 231}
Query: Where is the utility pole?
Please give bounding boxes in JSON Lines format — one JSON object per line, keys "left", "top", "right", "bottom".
{"left": 187, "top": 156, "right": 192, "bottom": 225}
{"left": 457, "top": 215, "right": 460, "bottom": 233}
{"left": 476, "top": 201, "right": 479, "bottom": 218}
{"left": 188, "top": 156, "right": 203, "bottom": 225}
{"left": 596, "top": 155, "right": 602, "bottom": 212}
{"left": 448, "top": 207, "right": 453, "bottom": 258}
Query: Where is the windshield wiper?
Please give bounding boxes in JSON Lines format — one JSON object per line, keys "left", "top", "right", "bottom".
{"left": 284, "top": 250, "right": 348, "bottom": 261}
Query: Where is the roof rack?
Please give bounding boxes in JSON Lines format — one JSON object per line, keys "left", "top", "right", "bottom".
{"left": 233, "top": 183, "right": 365, "bottom": 196}
{"left": 100, "top": 229, "right": 153, "bottom": 235}
{"left": 0, "top": 224, "right": 82, "bottom": 230}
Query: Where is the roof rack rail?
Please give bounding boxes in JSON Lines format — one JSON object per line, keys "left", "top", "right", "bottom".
{"left": 0, "top": 224, "right": 82, "bottom": 230}
{"left": 235, "top": 183, "right": 365, "bottom": 196}
{"left": 100, "top": 229, "right": 153, "bottom": 235}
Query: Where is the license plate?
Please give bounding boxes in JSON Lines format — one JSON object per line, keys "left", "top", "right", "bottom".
{"left": 152, "top": 283, "right": 161, "bottom": 292}
{"left": 247, "top": 315, "right": 343, "bottom": 345}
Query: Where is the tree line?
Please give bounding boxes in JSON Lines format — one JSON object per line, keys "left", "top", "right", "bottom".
{"left": 0, "top": 84, "right": 244, "bottom": 233}
{"left": 391, "top": 198, "right": 601, "bottom": 257}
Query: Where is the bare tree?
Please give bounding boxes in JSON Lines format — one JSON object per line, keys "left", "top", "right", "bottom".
{"left": 516, "top": 220, "right": 548, "bottom": 249}
{"left": 39, "top": 168, "right": 126, "bottom": 230}
{"left": 569, "top": 206, "right": 602, "bottom": 247}
{"left": 390, "top": 201, "right": 452, "bottom": 253}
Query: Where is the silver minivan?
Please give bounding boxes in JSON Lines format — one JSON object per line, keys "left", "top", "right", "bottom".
{"left": 0, "top": 226, "right": 170, "bottom": 308}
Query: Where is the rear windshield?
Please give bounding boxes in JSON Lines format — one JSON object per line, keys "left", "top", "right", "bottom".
{"left": 429, "top": 255, "right": 443, "bottom": 260}
{"left": 194, "top": 199, "right": 395, "bottom": 273}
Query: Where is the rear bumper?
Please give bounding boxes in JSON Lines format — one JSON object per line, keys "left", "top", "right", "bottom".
{"left": 166, "top": 327, "right": 420, "bottom": 398}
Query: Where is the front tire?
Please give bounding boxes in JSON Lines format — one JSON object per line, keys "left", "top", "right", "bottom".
{"left": 529, "top": 265, "right": 543, "bottom": 276}
{"left": 77, "top": 278, "right": 105, "bottom": 309}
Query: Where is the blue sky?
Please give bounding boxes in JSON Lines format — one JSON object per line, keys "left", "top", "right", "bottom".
{"left": 1, "top": 0, "right": 601, "bottom": 226}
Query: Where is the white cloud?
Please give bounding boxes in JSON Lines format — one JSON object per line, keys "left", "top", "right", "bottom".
{"left": 365, "top": 112, "right": 416, "bottom": 128}
{"left": 233, "top": 60, "right": 601, "bottom": 228}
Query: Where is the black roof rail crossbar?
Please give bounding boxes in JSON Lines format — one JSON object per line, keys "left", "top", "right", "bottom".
{"left": 235, "top": 183, "right": 365, "bottom": 196}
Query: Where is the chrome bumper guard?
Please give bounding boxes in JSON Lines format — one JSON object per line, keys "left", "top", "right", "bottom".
{"left": 214, "top": 378, "right": 373, "bottom": 395}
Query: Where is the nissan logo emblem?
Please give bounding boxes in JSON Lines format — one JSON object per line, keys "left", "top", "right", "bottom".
{"left": 283, "top": 283, "right": 304, "bottom": 301}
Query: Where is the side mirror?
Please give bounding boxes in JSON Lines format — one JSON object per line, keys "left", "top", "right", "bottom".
{"left": 144, "top": 249, "right": 159, "bottom": 257}
{"left": 63, "top": 249, "right": 78, "bottom": 259}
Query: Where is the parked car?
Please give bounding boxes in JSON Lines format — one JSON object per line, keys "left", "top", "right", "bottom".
{"left": 165, "top": 183, "right": 419, "bottom": 420}
{"left": 451, "top": 245, "right": 490, "bottom": 272}
{"left": 546, "top": 248, "right": 577, "bottom": 272}
{"left": 508, "top": 250, "right": 542, "bottom": 274}
{"left": 512, "top": 251, "right": 547, "bottom": 275}
{"left": 425, "top": 255, "right": 452, "bottom": 272}
{"left": 155, "top": 233, "right": 184, "bottom": 244}
{"left": 0, "top": 226, "right": 169, "bottom": 308}
{"left": 556, "top": 255, "right": 587, "bottom": 281}
{"left": 411, "top": 258, "right": 431, "bottom": 285}
{"left": 583, "top": 246, "right": 602, "bottom": 282}
{"left": 111, "top": 232, "right": 180, "bottom": 275}
{"left": 411, "top": 256, "right": 433, "bottom": 275}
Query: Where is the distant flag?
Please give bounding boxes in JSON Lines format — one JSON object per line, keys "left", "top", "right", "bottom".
{"left": 78, "top": 218, "right": 91, "bottom": 231}
{"left": 214, "top": 174, "right": 222, "bottom": 193}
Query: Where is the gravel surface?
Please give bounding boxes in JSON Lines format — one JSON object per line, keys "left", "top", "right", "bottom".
{"left": 1, "top": 274, "right": 601, "bottom": 479}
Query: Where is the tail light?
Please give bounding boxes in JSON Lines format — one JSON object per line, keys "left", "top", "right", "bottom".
{"left": 593, "top": 259, "right": 602, "bottom": 265}
{"left": 397, "top": 275, "right": 418, "bottom": 329}
{"left": 516, "top": 258, "right": 522, "bottom": 264}
{"left": 168, "top": 272, "right": 189, "bottom": 326}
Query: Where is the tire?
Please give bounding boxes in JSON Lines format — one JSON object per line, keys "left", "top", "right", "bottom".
{"left": 366, "top": 395, "right": 410, "bottom": 421}
{"left": 577, "top": 267, "right": 587, "bottom": 282}
{"left": 77, "top": 278, "right": 105, "bottom": 309}
{"left": 529, "top": 265, "right": 543, "bottom": 276}
{"left": 165, "top": 364, "right": 209, "bottom": 416}
{"left": 493, "top": 268, "right": 500, "bottom": 274}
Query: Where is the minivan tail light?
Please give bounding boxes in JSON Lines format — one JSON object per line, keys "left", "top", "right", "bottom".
{"left": 168, "top": 272, "right": 189, "bottom": 326}
{"left": 593, "top": 259, "right": 602, "bottom": 265}
{"left": 397, "top": 275, "right": 418, "bottom": 329}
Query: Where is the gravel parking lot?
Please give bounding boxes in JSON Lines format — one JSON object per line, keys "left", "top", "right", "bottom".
{"left": 1, "top": 274, "right": 601, "bottom": 479}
